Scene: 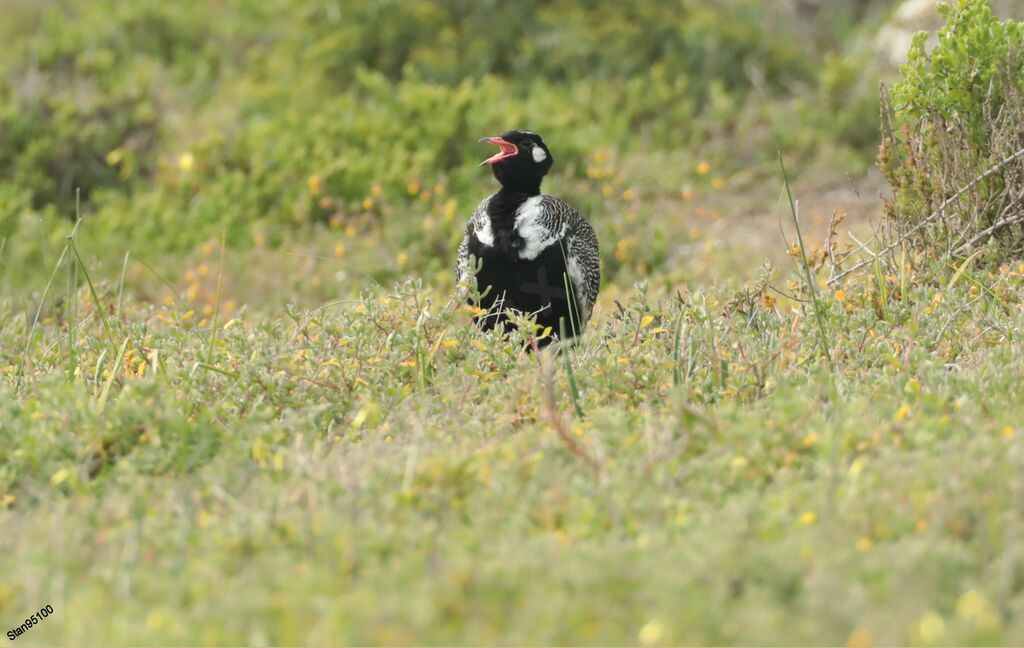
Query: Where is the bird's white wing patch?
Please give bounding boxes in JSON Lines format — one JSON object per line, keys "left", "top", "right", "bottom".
{"left": 515, "top": 196, "right": 562, "bottom": 260}
{"left": 565, "top": 255, "right": 585, "bottom": 292}
{"left": 474, "top": 216, "right": 495, "bottom": 247}
{"left": 565, "top": 253, "right": 592, "bottom": 325}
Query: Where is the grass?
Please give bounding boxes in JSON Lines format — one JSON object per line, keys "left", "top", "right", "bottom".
{"left": 3, "top": 197, "right": 1024, "bottom": 645}
{"left": 2, "top": 4, "right": 1024, "bottom": 642}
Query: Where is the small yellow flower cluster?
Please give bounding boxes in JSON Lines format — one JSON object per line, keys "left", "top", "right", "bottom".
{"left": 587, "top": 149, "right": 637, "bottom": 204}
{"left": 614, "top": 237, "right": 636, "bottom": 263}
{"left": 678, "top": 161, "right": 725, "bottom": 198}
{"left": 586, "top": 148, "right": 616, "bottom": 180}
{"left": 173, "top": 241, "right": 236, "bottom": 326}
{"left": 120, "top": 346, "right": 148, "bottom": 378}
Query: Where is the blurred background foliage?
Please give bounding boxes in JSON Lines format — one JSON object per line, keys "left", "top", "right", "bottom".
{"left": 8, "top": 4, "right": 1024, "bottom": 645}
{"left": 0, "top": 0, "right": 932, "bottom": 296}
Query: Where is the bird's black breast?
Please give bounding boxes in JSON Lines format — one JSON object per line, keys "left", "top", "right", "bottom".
{"left": 468, "top": 239, "right": 583, "bottom": 339}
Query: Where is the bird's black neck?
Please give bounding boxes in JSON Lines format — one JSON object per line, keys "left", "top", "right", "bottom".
{"left": 485, "top": 184, "right": 541, "bottom": 257}
{"left": 487, "top": 184, "right": 540, "bottom": 229}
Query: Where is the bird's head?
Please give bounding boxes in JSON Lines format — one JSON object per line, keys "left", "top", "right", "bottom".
{"left": 479, "top": 130, "right": 553, "bottom": 193}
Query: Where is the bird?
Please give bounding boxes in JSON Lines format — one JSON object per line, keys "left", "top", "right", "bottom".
{"left": 456, "top": 130, "right": 600, "bottom": 345}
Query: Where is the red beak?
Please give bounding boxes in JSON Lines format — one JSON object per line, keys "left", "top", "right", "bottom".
{"left": 479, "top": 137, "right": 519, "bottom": 166}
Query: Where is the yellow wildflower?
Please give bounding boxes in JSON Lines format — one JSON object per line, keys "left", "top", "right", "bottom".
{"left": 894, "top": 403, "right": 911, "bottom": 421}
{"left": 846, "top": 627, "right": 873, "bottom": 648}
{"left": 638, "top": 619, "right": 664, "bottom": 647}
{"left": 916, "top": 611, "right": 945, "bottom": 644}
{"left": 50, "top": 467, "right": 72, "bottom": 485}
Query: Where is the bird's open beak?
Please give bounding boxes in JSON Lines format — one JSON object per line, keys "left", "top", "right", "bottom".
{"left": 479, "top": 137, "right": 518, "bottom": 166}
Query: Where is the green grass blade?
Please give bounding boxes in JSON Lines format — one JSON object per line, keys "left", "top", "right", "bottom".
{"left": 68, "top": 239, "right": 117, "bottom": 353}
{"left": 97, "top": 337, "right": 129, "bottom": 413}
{"left": 558, "top": 318, "right": 585, "bottom": 418}
{"left": 779, "top": 154, "right": 833, "bottom": 367}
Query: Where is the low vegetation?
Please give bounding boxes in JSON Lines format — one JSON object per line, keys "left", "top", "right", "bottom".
{"left": 880, "top": 0, "right": 1024, "bottom": 260}
{"left": 2, "top": 0, "right": 1024, "bottom": 645}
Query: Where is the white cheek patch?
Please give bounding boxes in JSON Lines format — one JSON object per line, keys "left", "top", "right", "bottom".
{"left": 532, "top": 146, "right": 547, "bottom": 163}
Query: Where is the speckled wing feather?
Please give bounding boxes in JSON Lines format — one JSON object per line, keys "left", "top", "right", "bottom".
{"left": 538, "top": 196, "right": 601, "bottom": 328}
{"left": 455, "top": 196, "right": 491, "bottom": 288}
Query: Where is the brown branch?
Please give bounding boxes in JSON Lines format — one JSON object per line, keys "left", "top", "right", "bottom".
{"left": 950, "top": 195, "right": 1024, "bottom": 258}
{"left": 829, "top": 146, "right": 1024, "bottom": 285}
{"left": 539, "top": 356, "right": 599, "bottom": 472}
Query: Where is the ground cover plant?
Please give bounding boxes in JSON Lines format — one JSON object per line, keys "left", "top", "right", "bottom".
{"left": 3, "top": 0, "right": 1024, "bottom": 645}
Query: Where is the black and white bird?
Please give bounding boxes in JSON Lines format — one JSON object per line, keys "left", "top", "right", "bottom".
{"left": 456, "top": 130, "right": 600, "bottom": 344}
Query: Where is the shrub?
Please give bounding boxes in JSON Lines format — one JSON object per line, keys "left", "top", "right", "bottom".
{"left": 0, "top": 0, "right": 889, "bottom": 290}
{"left": 879, "top": 0, "right": 1024, "bottom": 260}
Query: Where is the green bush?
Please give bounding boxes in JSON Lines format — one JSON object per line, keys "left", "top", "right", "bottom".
{"left": 879, "top": 0, "right": 1024, "bottom": 259}
{"left": 0, "top": 0, "right": 886, "bottom": 290}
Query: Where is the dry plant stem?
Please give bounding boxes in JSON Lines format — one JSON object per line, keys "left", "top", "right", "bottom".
{"left": 830, "top": 145, "right": 1024, "bottom": 285}
{"left": 831, "top": 228, "right": 881, "bottom": 278}
{"left": 951, "top": 194, "right": 1024, "bottom": 257}
{"left": 824, "top": 209, "right": 841, "bottom": 279}
{"left": 540, "top": 356, "right": 599, "bottom": 472}
{"left": 779, "top": 154, "right": 833, "bottom": 366}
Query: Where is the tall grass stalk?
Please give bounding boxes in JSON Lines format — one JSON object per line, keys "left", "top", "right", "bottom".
{"left": 65, "top": 233, "right": 78, "bottom": 380}
{"left": 558, "top": 240, "right": 580, "bottom": 339}
{"left": 68, "top": 239, "right": 117, "bottom": 353}
{"left": 97, "top": 337, "right": 129, "bottom": 413}
{"left": 558, "top": 318, "right": 585, "bottom": 418}
{"left": 204, "top": 231, "right": 226, "bottom": 364}
{"left": 16, "top": 218, "right": 84, "bottom": 392}
{"left": 872, "top": 254, "right": 891, "bottom": 322}
{"left": 672, "top": 316, "right": 686, "bottom": 387}
{"left": 116, "top": 252, "right": 131, "bottom": 321}
{"left": 779, "top": 154, "right": 833, "bottom": 366}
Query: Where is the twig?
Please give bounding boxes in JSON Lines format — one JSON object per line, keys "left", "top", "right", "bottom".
{"left": 540, "top": 356, "right": 599, "bottom": 472}
{"left": 950, "top": 198, "right": 1024, "bottom": 257}
{"left": 824, "top": 209, "right": 841, "bottom": 281}
{"left": 779, "top": 154, "right": 833, "bottom": 366}
{"left": 829, "top": 145, "right": 1024, "bottom": 285}
{"left": 768, "top": 284, "right": 810, "bottom": 304}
